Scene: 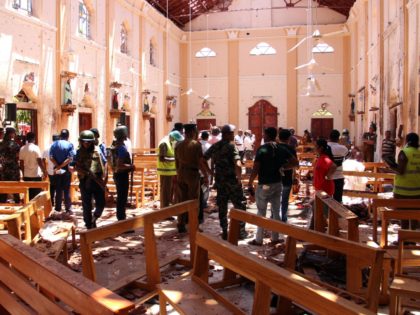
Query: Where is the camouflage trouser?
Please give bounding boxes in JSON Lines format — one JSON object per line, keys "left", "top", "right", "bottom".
{"left": 216, "top": 181, "right": 247, "bottom": 232}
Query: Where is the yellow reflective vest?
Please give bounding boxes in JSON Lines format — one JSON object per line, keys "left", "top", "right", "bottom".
{"left": 394, "top": 146, "right": 420, "bottom": 196}
{"left": 157, "top": 137, "right": 176, "bottom": 176}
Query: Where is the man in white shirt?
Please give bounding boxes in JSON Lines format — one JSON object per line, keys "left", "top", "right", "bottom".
{"left": 328, "top": 129, "right": 349, "bottom": 203}
{"left": 42, "top": 134, "right": 59, "bottom": 206}
{"left": 19, "top": 132, "right": 47, "bottom": 200}
{"left": 234, "top": 129, "right": 244, "bottom": 160}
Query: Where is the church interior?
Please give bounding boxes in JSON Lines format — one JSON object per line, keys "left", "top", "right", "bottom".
{"left": 1, "top": 0, "right": 420, "bottom": 314}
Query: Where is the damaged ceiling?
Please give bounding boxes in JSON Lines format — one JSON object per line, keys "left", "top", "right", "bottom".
{"left": 145, "top": 0, "right": 357, "bottom": 28}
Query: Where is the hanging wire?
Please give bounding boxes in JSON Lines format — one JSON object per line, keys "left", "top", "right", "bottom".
{"left": 189, "top": 0, "right": 192, "bottom": 93}
{"left": 205, "top": 13, "right": 210, "bottom": 98}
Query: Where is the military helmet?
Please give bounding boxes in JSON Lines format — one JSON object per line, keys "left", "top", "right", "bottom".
{"left": 114, "top": 126, "right": 128, "bottom": 139}
{"left": 79, "top": 130, "right": 95, "bottom": 142}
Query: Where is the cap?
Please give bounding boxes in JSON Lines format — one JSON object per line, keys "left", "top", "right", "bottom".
{"left": 183, "top": 123, "right": 197, "bottom": 133}
{"left": 221, "top": 124, "right": 236, "bottom": 134}
{"left": 169, "top": 130, "right": 184, "bottom": 142}
{"left": 90, "top": 128, "right": 100, "bottom": 138}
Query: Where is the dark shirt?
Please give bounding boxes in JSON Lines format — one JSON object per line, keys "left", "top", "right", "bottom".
{"left": 204, "top": 140, "right": 240, "bottom": 184}
{"left": 278, "top": 143, "right": 296, "bottom": 186}
{"left": 255, "top": 142, "right": 289, "bottom": 185}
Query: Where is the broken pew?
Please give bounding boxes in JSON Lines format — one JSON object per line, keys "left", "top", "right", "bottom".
{"left": 0, "top": 234, "right": 134, "bottom": 315}
{"left": 4, "top": 191, "right": 76, "bottom": 264}
{"left": 372, "top": 198, "right": 420, "bottom": 243}
{"left": 228, "top": 209, "right": 385, "bottom": 313}
{"left": 158, "top": 232, "right": 375, "bottom": 315}
{"left": 79, "top": 199, "right": 199, "bottom": 302}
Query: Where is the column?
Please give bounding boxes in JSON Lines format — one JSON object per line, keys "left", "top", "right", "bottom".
{"left": 286, "top": 29, "right": 298, "bottom": 129}
{"left": 179, "top": 39, "right": 189, "bottom": 122}
{"left": 227, "top": 31, "right": 239, "bottom": 126}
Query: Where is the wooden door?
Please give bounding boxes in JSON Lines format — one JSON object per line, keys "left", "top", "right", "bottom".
{"left": 149, "top": 117, "right": 156, "bottom": 148}
{"left": 79, "top": 113, "right": 92, "bottom": 131}
{"left": 197, "top": 119, "right": 216, "bottom": 131}
{"left": 248, "top": 100, "right": 278, "bottom": 150}
{"left": 311, "top": 118, "right": 333, "bottom": 140}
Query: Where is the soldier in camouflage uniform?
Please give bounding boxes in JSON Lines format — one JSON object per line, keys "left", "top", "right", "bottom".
{"left": 73, "top": 130, "right": 106, "bottom": 229}
{"left": 0, "top": 127, "right": 21, "bottom": 203}
{"left": 204, "top": 124, "right": 248, "bottom": 240}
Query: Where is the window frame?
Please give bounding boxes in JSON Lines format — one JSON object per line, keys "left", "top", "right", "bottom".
{"left": 249, "top": 42, "right": 277, "bottom": 56}
{"left": 120, "top": 24, "right": 128, "bottom": 54}
{"left": 195, "top": 47, "right": 216, "bottom": 58}
{"left": 13, "top": 0, "right": 33, "bottom": 16}
{"left": 78, "top": 1, "right": 90, "bottom": 39}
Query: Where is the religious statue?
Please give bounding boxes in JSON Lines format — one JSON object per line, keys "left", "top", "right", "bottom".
{"left": 64, "top": 79, "right": 72, "bottom": 105}
{"left": 143, "top": 95, "right": 150, "bottom": 113}
{"left": 112, "top": 90, "right": 119, "bottom": 109}
{"left": 122, "top": 94, "right": 130, "bottom": 111}
{"left": 81, "top": 83, "right": 94, "bottom": 107}
{"left": 150, "top": 96, "right": 158, "bottom": 114}
{"left": 14, "top": 72, "right": 37, "bottom": 103}
{"left": 350, "top": 97, "right": 355, "bottom": 115}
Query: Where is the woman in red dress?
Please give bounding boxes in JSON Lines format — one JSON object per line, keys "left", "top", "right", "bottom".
{"left": 313, "top": 138, "right": 337, "bottom": 196}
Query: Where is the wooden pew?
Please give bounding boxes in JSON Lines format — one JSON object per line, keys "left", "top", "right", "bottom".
{"left": 372, "top": 198, "right": 420, "bottom": 243}
{"left": 0, "top": 234, "right": 134, "bottom": 315}
{"left": 158, "top": 233, "right": 375, "bottom": 315}
{"left": 3, "top": 191, "right": 76, "bottom": 264}
{"left": 132, "top": 148, "right": 158, "bottom": 155}
{"left": 389, "top": 230, "right": 420, "bottom": 315}
{"left": 314, "top": 191, "right": 359, "bottom": 242}
{"left": 228, "top": 209, "right": 385, "bottom": 312}
{"left": 79, "top": 200, "right": 198, "bottom": 301}
{"left": 343, "top": 170, "right": 395, "bottom": 193}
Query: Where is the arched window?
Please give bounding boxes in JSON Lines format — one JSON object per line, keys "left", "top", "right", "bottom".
{"left": 149, "top": 39, "right": 157, "bottom": 67}
{"left": 13, "top": 0, "right": 32, "bottom": 15}
{"left": 195, "top": 47, "right": 216, "bottom": 58}
{"left": 121, "top": 25, "right": 128, "bottom": 54}
{"left": 250, "top": 42, "right": 276, "bottom": 56}
{"left": 78, "top": 1, "right": 90, "bottom": 38}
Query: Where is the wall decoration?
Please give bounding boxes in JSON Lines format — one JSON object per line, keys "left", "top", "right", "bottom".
{"left": 122, "top": 94, "right": 130, "bottom": 111}
{"left": 166, "top": 96, "right": 176, "bottom": 121}
{"left": 150, "top": 96, "right": 158, "bottom": 114}
{"left": 142, "top": 90, "right": 151, "bottom": 119}
{"left": 14, "top": 72, "right": 38, "bottom": 103}
{"left": 197, "top": 99, "right": 215, "bottom": 117}
{"left": 109, "top": 82, "right": 123, "bottom": 118}
{"left": 60, "top": 71, "right": 77, "bottom": 115}
{"left": 81, "top": 83, "right": 94, "bottom": 107}
{"left": 357, "top": 86, "right": 365, "bottom": 114}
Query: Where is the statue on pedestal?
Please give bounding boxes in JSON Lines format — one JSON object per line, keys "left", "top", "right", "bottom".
{"left": 64, "top": 79, "right": 72, "bottom": 105}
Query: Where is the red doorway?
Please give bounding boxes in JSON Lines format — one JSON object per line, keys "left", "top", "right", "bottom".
{"left": 248, "top": 100, "right": 278, "bottom": 150}
{"left": 79, "top": 113, "right": 92, "bottom": 131}
{"left": 197, "top": 119, "right": 216, "bottom": 131}
{"left": 311, "top": 118, "right": 333, "bottom": 140}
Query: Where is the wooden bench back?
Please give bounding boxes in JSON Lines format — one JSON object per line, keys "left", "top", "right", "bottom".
{"left": 372, "top": 198, "right": 420, "bottom": 243}
{"left": 194, "top": 233, "right": 374, "bottom": 315}
{"left": 396, "top": 230, "right": 420, "bottom": 274}
{"left": 0, "top": 234, "right": 134, "bottom": 315}
{"left": 228, "top": 209, "right": 384, "bottom": 312}
{"left": 132, "top": 148, "right": 158, "bottom": 155}
{"left": 79, "top": 200, "right": 198, "bottom": 288}
{"left": 314, "top": 191, "right": 359, "bottom": 241}
{"left": 380, "top": 209, "right": 420, "bottom": 248}
{"left": 3, "top": 191, "right": 52, "bottom": 243}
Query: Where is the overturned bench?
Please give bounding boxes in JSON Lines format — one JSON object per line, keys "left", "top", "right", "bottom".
{"left": 79, "top": 200, "right": 198, "bottom": 301}
{"left": 0, "top": 234, "right": 134, "bottom": 314}
{"left": 158, "top": 232, "right": 375, "bottom": 315}
{"left": 4, "top": 191, "right": 76, "bottom": 264}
